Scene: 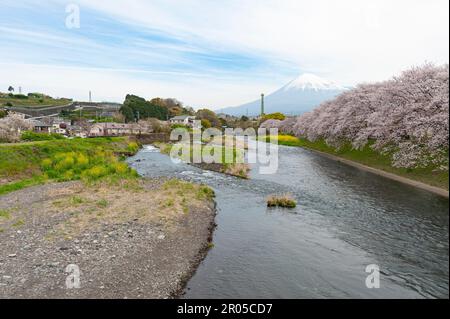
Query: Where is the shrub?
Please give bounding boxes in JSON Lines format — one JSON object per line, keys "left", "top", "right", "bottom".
{"left": 197, "top": 185, "right": 216, "bottom": 200}
{"left": 21, "top": 131, "right": 64, "bottom": 141}
{"left": 13, "top": 94, "right": 28, "bottom": 100}
{"left": 55, "top": 155, "right": 75, "bottom": 171}
{"left": 262, "top": 112, "right": 286, "bottom": 121}
{"left": 75, "top": 153, "right": 89, "bottom": 168}
{"left": 83, "top": 165, "right": 108, "bottom": 180}
{"left": 224, "top": 163, "right": 250, "bottom": 179}
{"left": 127, "top": 142, "right": 140, "bottom": 154}
{"left": 97, "top": 199, "right": 109, "bottom": 208}
{"left": 39, "top": 147, "right": 137, "bottom": 183}
{"left": 41, "top": 158, "right": 53, "bottom": 170}
{"left": 111, "top": 162, "right": 129, "bottom": 174}
{"left": 267, "top": 194, "right": 297, "bottom": 208}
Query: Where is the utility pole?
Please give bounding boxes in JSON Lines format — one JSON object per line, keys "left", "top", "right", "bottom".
{"left": 261, "top": 93, "right": 265, "bottom": 117}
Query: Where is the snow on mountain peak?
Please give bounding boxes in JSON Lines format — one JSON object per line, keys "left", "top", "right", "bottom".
{"left": 283, "top": 73, "right": 344, "bottom": 91}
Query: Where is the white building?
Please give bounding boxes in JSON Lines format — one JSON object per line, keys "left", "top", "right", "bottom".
{"left": 169, "top": 115, "right": 200, "bottom": 128}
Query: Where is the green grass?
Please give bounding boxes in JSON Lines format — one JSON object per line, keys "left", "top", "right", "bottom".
{"left": 0, "top": 137, "right": 140, "bottom": 195}
{"left": 0, "top": 209, "right": 11, "bottom": 219}
{"left": 21, "top": 131, "right": 65, "bottom": 142}
{"left": 12, "top": 219, "right": 25, "bottom": 228}
{"left": 162, "top": 179, "right": 215, "bottom": 201}
{"left": 96, "top": 199, "right": 109, "bottom": 208}
{"left": 267, "top": 194, "right": 297, "bottom": 208}
{"left": 0, "top": 177, "right": 46, "bottom": 196}
{"left": 260, "top": 135, "right": 449, "bottom": 190}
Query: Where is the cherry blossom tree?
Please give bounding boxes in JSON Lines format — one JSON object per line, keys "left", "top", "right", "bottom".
{"left": 0, "top": 113, "right": 33, "bottom": 143}
{"left": 290, "top": 63, "right": 449, "bottom": 170}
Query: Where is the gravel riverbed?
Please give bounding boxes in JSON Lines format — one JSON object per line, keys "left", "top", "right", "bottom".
{"left": 0, "top": 179, "right": 216, "bottom": 299}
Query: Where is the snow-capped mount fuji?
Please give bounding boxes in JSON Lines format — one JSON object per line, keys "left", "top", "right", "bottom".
{"left": 218, "top": 73, "right": 345, "bottom": 116}
{"left": 282, "top": 73, "right": 345, "bottom": 92}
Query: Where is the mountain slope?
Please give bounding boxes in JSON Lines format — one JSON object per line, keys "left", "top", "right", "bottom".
{"left": 219, "top": 74, "right": 345, "bottom": 116}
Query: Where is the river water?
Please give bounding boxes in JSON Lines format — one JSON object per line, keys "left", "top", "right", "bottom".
{"left": 127, "top": 142, "right": 449, "bottom": 299}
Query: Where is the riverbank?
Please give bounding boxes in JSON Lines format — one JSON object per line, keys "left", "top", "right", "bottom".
{"left": 0, "top": 137, "right": 139, "bottom": 195}
{"left": 0, "top": 178, "right": 216, "bottom": 298}
{"left": 259, "top": 135, "right": 449, "bottom": 198}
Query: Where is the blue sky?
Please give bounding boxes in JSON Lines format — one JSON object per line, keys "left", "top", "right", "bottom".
{"left": 1, "top": 0, "right": 448, "bottom": 109}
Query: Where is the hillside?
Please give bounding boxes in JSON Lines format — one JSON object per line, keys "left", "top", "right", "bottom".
{"left": 0, "top": 92, "right": 72, "bottom": 108}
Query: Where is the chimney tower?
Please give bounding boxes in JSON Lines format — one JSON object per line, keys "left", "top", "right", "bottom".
{"left": 261, "top": 93, "right": 265, "bottom": 116}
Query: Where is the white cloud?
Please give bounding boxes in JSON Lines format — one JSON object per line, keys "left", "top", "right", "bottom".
{"left": 1, "top": 0, "right": 448, "bottom": 107}
{"left": 78, "top": 0, "right": 449, "bottom": 85}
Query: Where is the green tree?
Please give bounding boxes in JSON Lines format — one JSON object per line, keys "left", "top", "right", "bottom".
{"left": 120, "top": 105, "right": 135, "bottom": 122}
{"left": 201, "top": 119, "right": 212, "bottom": 129}
{"left": 196, "top": 109, "right": 221, "bottom": 128}
{"left": 121, "top": 95, "right": 169, "bottom": 122}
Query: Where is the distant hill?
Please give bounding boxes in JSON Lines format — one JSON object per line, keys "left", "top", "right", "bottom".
{"left": 0, "top": 92, "right": 72, "bottom": 109}
{"left": 218, "top": 74, "right": 346, "bottom": 116}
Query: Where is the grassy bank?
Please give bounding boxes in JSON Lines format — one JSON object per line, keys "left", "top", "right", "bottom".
{"left": 260, "top": 135, "right": 449, "bottom": 190}
{"left": 0, "top": 137, "right": 140, "bottom": 195}
{"left": 1, "top": 93, "right": 71, "bottom": 108}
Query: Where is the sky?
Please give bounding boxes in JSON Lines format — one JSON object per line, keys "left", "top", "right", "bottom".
{"left": 0, "top": 0, "right": 448, "bottom": 109}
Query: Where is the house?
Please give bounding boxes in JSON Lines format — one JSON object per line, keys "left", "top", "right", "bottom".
{"left": 29, "top": 120, "right": 52, "bottom": 133}
{"left": 169, "top": 115, "right": 200, "bottom": 128}
{"left": 67, "top": 125, "right": 88, "bottom": 138}
{"left": 89, "top": 123, "right": 147, "bottom": 137}
{"left": 49, "top": 117, "right": 70, "bottom": 135}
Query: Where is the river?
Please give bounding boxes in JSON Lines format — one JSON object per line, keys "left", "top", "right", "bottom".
{"left": 127, "top": 142, "right": 449, "bottom": 299}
